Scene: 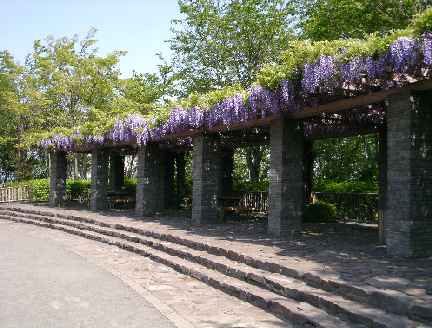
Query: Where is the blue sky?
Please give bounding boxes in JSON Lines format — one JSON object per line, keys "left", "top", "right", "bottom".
{"left": 1, "top": 0, "right": 180, "bottom": 76}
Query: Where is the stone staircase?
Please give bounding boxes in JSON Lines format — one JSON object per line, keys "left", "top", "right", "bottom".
{"left": 0, "top": 206, "right": 430, "bottom": 327}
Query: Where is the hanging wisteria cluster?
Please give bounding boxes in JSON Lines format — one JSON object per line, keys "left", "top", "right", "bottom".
{"left": 40, "top": 33, "right": 432, "bottom": 151}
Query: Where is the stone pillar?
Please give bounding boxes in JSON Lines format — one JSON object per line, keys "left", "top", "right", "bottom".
{"left": 49, "top": 151, "right": 67, "bottom": 207}
{"left": 109, "top": 152, "right": 124, "bottom": 192}
{"left": 385, "top": 91, "right": 432, "bottom": 257}
{"left": 192, "top": 135, "right": 222, "bottom": 224}
{"left": 135, "top": 144, "right": 165, "bottom": 216}
{"left": 378, "top": 128, "right": 387, "bottom": 244}
{"left": 268, "top": 119, "right": 304, "bottom": 237}
{"left": 90, "top": 149, "right": 108, "bottom": 211}
{"left": 175, "top": 152, "right": 187, "bottom": 208}
{"left": 221, "top": 148, "right": 234, "bottom": 195}
{"left": 303, "top": 140, "right": 314, "bottom": 204}
{"left": 164, "top": 151, "right": 176, "bottom": 209}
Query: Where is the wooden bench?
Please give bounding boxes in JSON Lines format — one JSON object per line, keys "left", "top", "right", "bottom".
{"left": 107, "top": 191, "right": 135, "bottom": 209}
{"left": 218, "top": 195, "right": 250, "bottom": 222}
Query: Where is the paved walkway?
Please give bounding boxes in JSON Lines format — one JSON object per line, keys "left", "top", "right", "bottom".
{"left": 0, "top": 219, "right": 289, "bottom": 328}
{"left": 0, "top": 221, "right": 176, "bottom": 328}
{"left": 12, "top": 203, "right": 432, "bottom": 308}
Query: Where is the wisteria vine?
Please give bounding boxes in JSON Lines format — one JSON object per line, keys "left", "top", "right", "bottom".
{"left": 41, "top": 33, "right": 432, "bottom": 151}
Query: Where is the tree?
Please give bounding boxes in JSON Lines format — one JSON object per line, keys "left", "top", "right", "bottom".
{"left": 300, "top": 0, "right": 432, "bottom": 40}
{"left": 20, "top": 30, "right": 128, "bottom": 179}
{"left": 22, "top": 29, "right": 125, "bottom": 133}
{"left": 169, "top": 0, "right": 295, "bottom": 94}
{"left": 168, "top": 0, "right": 295, "bottom": 181}
{"left": 0, "top": 30, "right": 130, "bottom": 181}
{"left": 122, "top": 66, "right": 175, "bottom": 111}
{"left": 313, "top": 135, "right": 378, "bottom": 185}
{"left": 0, "top": 51, "right": 24, "bottom": 182}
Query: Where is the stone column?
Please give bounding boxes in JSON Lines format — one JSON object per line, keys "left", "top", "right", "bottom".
{"left": 221, "top": 148, "right": 235, "bottom": 195}
{"left": 135, "top": 144, "right": 165, "bottom": 216}
{"left": 378, "top": 128, "right": 387, "bottom": 244}
{"left": 385, "top": 91, "right": 432, "bottom": 257}
{"left": 109, "top": 152, "right": 124, "bottom": 192}
{"left": 268, "top": 119, "right": 304, "bottom": 237}
{"left": 90, "top": 149, "right": 108, "bottom": 211}
{"left": 303, "top": 140, "right": 314, "bottom": 204}
{"left": 192, "top": 135, "right": 222, "bottom": 224}
{"left": 164, "top": 151, "right": 176, "bottom": 209}
{"left": 175, "top": 152, "right": 187, "bottom": 208}
{"left": 49, "top": 151, "right": 67, "bottom": 207}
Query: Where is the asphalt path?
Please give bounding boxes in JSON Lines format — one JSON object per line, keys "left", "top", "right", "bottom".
{"left": 0, "top": 221, "right": 176, "bottom": 328}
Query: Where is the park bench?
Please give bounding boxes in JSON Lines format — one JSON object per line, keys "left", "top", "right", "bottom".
{"left": 107, "top": 191, "right": 135, "bottom": 209}
{"left": 218, "top": 195, "right": 250, "bottom": 222}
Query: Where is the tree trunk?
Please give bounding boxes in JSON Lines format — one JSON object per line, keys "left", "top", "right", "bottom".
{"left": 16, "top": 149, "right": 32, "bottom": 181}
{"left": 125, "top": 154, "right": 137, "bottom": 178}
{"left": 246, "top": 146, "right": 262, "bottom": 182}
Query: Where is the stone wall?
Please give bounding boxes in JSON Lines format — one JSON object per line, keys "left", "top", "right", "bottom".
{"left": 163, "top": 151, "right": 176, "bottom": 209}
{"left": 221, "top": 148, "right": 234, "bottom": 195}
{"left": 385, "top": 91, "right": 432, "bottom": 257}
{"left": 175, "top": 152, "right": 187, "bottom": 208}
{"left": 192, "top": 135, "right": 222, "bottom": 224}
{"left": 90, "top": 150, "right": 108, "bottom": 211}
{"left": 49, "top": 151, "right": 67, "bottom": 207}
{"left": 268, "top": 119, "right": 304, "bottom": 237}
{"left": 135, "top": 144, "right": 166, "bottom": 216}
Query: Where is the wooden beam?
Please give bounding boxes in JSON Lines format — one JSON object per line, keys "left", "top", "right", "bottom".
{"left": 306, "top": 127, "right": 381, "bottom": 140}
{"left": 289, "top": 79, "right": 432, "bottom": 119}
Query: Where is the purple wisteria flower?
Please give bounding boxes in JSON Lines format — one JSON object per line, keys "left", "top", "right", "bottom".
{"left": 187, "top": 106, "right": 204, "bottom": 129}
{"left": 302, "top": 55, "right": 338, "bottom": 94}
{"left": 207, "top": 94, "right": 247, "bottom": 127}
{"left": 389, "top": 37, "right": 419, "bottom": 73}
{"left": 340, "top": 56, "right": 388, "bottom": 85}
{"left": 159, "top": 106, "right": 205, "bottom": 135}
{"left": 422, "top": 32, "right": 432, "bottom": 66}
{"left": 165, "top": 107, "right": 188, "bottom": 134}
{"left": 40, "top": 134, "right": 74, "bottom": 151}
{"left": 83, "top": 135, "right": 105, "bottom": 145}
{"left": 248, "top": 86, "right": 279, "bottom": 118}
{"left": 109, "top": 114, "right": 148, "bottom": 143}
{"left": 277, "top": 80, "right": 297, "bottom": 111}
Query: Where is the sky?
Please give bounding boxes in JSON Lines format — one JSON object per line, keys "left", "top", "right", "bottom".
{"left": 1, "top": 0, "right": 181, "bottom": 77}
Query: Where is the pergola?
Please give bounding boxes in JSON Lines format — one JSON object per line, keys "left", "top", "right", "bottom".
{"left": 48, "top": 79, "right": 432, "bottom": 258}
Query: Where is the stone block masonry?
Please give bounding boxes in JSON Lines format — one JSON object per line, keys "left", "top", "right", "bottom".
{"left": 90, "top": 149, "right": 109, "bottom": 211}
{"left": 49, "top": 151, "right": 67, "bottom": 207}
{"left": 385, "top": 91, "right": 432, "bottom": 257}
{"left": 192, "top": 135, "right": 223, "bottom": 224}
{"left": 268, "top": 119, "right": 304, "bottom": 237}
{"left": 135, "top": 144, "right": 166, "bottom": 216}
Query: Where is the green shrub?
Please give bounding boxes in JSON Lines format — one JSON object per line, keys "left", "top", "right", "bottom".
{"left": 314, "top": 180, "right": 377, "bottom": 193}
{"left": 123, "top": 177, "right": 137, "bottom": 194}
{"left": 304, "top": 201, "right": 337, "bottom": 223}
{"left": 29, "top": 178, "right": 50, "bottom": 202}
{"left": 5, "top": 178, "right": 93, "bottom": 202}
{"left": 233, "top": 180, "right": 269, "bottom": 192}
{"left": 6, "top": 178, "right": 50, "bottom": 202}
{"left": 66, "top": 179, "right": 91, "bottom": 199}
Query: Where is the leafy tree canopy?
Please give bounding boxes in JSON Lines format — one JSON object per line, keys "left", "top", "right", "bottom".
{"left": 169, "top": 0, "right": 296, "bottom": 95}
{"left": 300, "top": 0, "right": 432, "bottom": 40}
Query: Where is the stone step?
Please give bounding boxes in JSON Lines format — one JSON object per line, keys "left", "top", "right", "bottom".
{"left": 0, "top": 210, "right": 426, "bottom": 328}
{"left": 1, "top": 206, "right": 431, "bottom": 325}
{"left": 0, "top": 214, "right": 355, "bottom": 328}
